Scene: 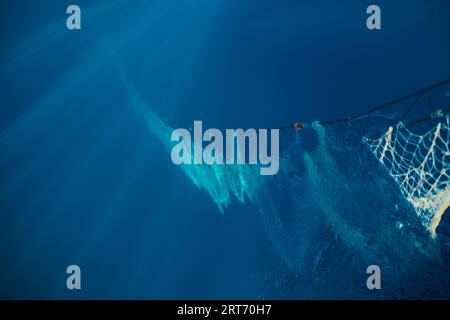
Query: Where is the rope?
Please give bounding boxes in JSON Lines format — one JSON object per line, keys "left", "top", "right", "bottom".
{"left": 404, "top": 106, "right": 450, "bottom": 129}
{"left": 275, "top": 77, "right": 450, "bottom": 133}
{"left": 286, "top": 78, "right": 450, "bottom": 129}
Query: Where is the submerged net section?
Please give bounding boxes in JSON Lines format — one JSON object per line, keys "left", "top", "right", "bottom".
{"left": 363, "top": 116, "right": 450, "bottom": 237}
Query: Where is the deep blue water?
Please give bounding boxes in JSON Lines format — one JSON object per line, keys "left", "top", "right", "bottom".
{"left": 1, "top": 0, "right": 450, "bottom": 299}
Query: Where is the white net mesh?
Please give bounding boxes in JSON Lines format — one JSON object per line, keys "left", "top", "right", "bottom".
{"left": 363, "top": 116, "right": 450, "bottom": 237}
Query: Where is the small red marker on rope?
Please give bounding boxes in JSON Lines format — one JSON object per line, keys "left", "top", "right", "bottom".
{"left": 293, "top": 122, "right": 303, "bottom": 131}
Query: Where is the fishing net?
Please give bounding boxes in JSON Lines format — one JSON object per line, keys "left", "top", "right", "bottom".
{"left": 362, "top": 114, "right": 450, "bottom": 236}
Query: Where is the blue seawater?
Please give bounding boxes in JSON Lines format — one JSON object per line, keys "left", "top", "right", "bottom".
{"left": 1, "top": 0, "right": 450, "bottom": 299}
